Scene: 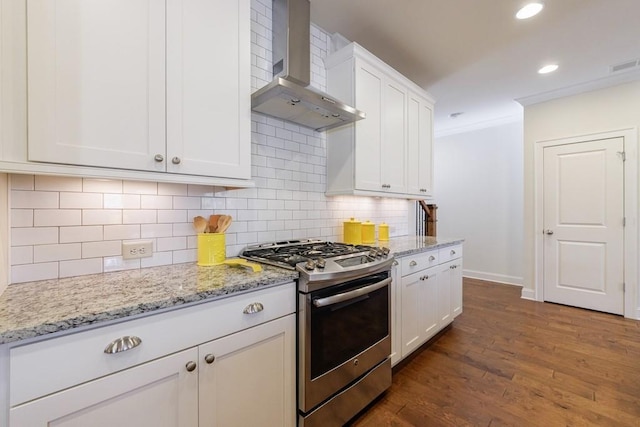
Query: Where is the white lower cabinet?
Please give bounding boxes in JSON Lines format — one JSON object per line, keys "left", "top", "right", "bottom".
{"left": 10, "top": 347, "right": 200, "bottom": 427}
{"left": 198, "top": 314, "right": 295, "bottom": 427}
{"left": 393, "top": 244, "right": 463, "bottom": 364}
{"left": 6, "top": 283, "right": 296, "bottom": 427}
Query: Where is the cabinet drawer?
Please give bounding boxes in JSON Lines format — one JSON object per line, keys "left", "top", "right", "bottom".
{"left": 10, "top": 282, "right": 295, "bottom": 406}
{"left": 400, "top": 250, "right": 439, "bottom": 276}
{"left": 439, "top": 245, "right": 463, "bottom": 263}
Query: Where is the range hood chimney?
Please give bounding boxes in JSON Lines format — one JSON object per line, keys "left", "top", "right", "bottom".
{"left": 251, "top": 0, "right": 365, "bottom": 131}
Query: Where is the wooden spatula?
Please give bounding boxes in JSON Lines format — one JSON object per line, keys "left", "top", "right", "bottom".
{"left": 216, "top": 215, "right": 233, "bottom": 233}
{"left": 209, "top": 214, "right": 221, "bottom": 233}
{"left": 193, "top": 216, "right": 209, "bottom": 233}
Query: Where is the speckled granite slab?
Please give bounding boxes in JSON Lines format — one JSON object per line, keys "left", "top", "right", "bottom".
{"left": 384, "top": 235, "right": 464, "bottom": 257}
{"left": 0, "top": 263, "right": 298, "bottom": 345}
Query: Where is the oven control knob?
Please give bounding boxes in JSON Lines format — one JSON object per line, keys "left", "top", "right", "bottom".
{"left": 369, "top": 250, "right": 377, "bottom": 258}
{"left": 316, "top": 258, "right": 326, "bottom": 269}
{"left": 381, "top": 247, "right": 390, "bottom": 256}
{"left": 304, "top": 260, "right": 317, "bottom": 271}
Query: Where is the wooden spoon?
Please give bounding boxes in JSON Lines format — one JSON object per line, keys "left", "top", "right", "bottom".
{"left": 209, "top": 214, "right": 221, "bottom": 233}
{"left": 216, "top": 215, "right": 233, "bottom": 233}
{"left": 193, "top": 216, "right": 209, "bottom": 233}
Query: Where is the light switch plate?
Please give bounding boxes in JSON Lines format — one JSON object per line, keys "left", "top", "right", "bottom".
{"left": 122, "top": 241, "right": 153, "bottom": 260}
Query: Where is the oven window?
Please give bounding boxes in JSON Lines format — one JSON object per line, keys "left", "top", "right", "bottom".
{"left": 310, "top": 274, "right": 389, "bottom": 379}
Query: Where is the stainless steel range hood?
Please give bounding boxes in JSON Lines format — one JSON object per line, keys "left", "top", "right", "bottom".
{"left": 251, "top": 0, "right": 365, "bottom": 132}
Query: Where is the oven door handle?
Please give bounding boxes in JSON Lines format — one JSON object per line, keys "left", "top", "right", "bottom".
{"left": 312, "top": 277, "right": 391, "bottom": 308}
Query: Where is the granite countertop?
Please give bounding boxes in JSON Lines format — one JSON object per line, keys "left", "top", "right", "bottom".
{"left": 0, "top": 263, "right": 298, "bottom": 345}
{"left": 385, "top": 235, "right": 464, "bottom": 257}
{"left": 0, "top": 235, "right": 463, "bottom": 346}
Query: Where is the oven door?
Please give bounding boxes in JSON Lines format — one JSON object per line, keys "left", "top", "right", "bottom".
{"left": 299, "top": 271, "right": 391, "bottom": 413}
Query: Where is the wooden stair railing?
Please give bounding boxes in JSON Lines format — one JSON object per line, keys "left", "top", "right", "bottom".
{"left": 417, "top": 201, "right": 437, "bottom": 237}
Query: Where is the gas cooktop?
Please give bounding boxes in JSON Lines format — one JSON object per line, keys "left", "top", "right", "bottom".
{"left": 240, "top": 239, "right": 394, "bottom": 291}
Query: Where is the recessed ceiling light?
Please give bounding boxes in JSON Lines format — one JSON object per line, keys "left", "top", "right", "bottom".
{"left": 538, "top": 64, "right": 558, "bottom": 74}
{"left": 516, "top": 2, "right": 544, "bottom": 19}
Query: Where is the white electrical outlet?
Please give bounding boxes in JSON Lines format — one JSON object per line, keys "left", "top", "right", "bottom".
{"left": 122, "top": 241, "right": 153, "bottom": 260}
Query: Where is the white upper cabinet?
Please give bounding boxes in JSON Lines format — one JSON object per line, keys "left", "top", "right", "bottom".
{"left": 406, "top": 91, "right": 434, "bottom": 197}
{"left": 1, "top": 0, "right": 251, "bottom": 186}
{"left": 325, "top": 42, "right": 434, "bottom": 199}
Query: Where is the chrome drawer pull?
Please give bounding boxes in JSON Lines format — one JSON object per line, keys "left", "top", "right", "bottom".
{"left": 243, "top": 302, "right": 264, "bottom": 314}
{"left": 204, "top": 354, "right": 216, "bottom": 364}
{"left": 409, "top": 260, "right": 417, "bottom": 267}
{"left": 185, "top": 361, "right": 197, "bottom": 372}
{"left": 104, "top": 336, "right": 142, "bottom": 354}
{"left": 451, "top": 250, "right": 456, "bottom": 255}
{"left": 429, "top": 255, "right": 435, "bottom": 261}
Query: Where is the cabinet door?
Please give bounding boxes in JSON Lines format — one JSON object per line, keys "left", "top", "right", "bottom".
{"left": 401, "top": 266, "right": 438, "bottom": 359}
{"left": 198, "top": 314, "right": 296, "bottom": 427}
{"left": 451, "top": 260, "right": 463, "bottom": 318}
{"left": 390, "top": 260, "right": 401, "bottom": 366}
{"left": 407, "top": 92, "right": 434, "bottom": 197}
{"left": 438, "top": 262, "right": 453, "bottom": 326}
{"left": 381, "top": 78, "right": 407, "bottom": 193}
{"left": 10, "top": 347, "right": 198, "bottom": 427}
{"left": 166, "top": 0, "right": 250, "bottom": 179}
{"left": 354, "top": 59, "right": 383, "bottom": 192}
{"left": 27, "top": 0, "right": 166, "bottom": 172}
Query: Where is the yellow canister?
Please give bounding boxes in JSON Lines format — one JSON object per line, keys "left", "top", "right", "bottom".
{"left": 378, "top": 222, "right": 389, "bottom": 241}
{"left": 343, "top": 218, "right": 362, "bottom": 244}
{"left": 197, "top": 233, "right": 226, "bottom": 266}
{"left": 361, "top": 220, "right": 375, "bottom": 244}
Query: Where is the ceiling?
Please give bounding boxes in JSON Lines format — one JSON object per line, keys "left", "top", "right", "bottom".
{"left": 310, "top": 0, "right": 640, "bottom": 135}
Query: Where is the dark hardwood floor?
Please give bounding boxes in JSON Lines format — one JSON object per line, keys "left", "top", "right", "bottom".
{"left": 350, "top": 278, "right": 640, "bottom": 427}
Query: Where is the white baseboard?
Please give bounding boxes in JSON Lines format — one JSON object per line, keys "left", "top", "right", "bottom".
{"left": 463, "top": 269, "right": 523, "bottom": 286}
{"left": 520, "top": 288, "right": 536, "bottom": 300}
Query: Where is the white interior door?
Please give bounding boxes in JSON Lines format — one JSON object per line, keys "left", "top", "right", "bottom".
{"left": 543, "top": 137, "right": 624, "bottom": 314}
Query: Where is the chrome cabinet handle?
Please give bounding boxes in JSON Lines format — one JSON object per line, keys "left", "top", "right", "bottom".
{"left": 429, "top": 255, "right": 435, "bottom": 261}
{"left": 409, "top": 260, "right": 417, "bottom": 267}
{"left": 313, "top": 278, "right": 391, "bottom": 308}
{"left": 204, "top": 354, "right": 215, "bottom": 364}
{"left": 545, "top": 229, "right": 554, "bottom": 235}
{"left": 104, "top": 336, "right": 142, "bottom": 354}
{"left": 185, "top": 361, "right": 197, "bottom": 372}
{"left": 392, "top": 260, "right": 399, "bottom": 266}
{"left": 154, "top": 154, "right": 164, "bottom": 162}
{"left": 243, "top": 302, "right": 264, "bottom": 314}
{"left": 450, "top": 250, "right": 456, "bottom": 255}
{"left": 171, "top": 156, "right": 181, "bottom": 164}
{"left": 420, "top": 275, "right": 429, "bottom": 281}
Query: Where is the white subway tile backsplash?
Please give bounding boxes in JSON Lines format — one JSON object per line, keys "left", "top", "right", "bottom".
{"left": 10, "top": 174, "right": 34, "bottom": 190}
{"left": 34, "top": 210, "right": 82, "bottom": 227}
{"left": 173, "top": 196, "right": 201, "bottom": 210}
{"left": 104, "top": 225, "right": 140, "bottom": 240}
{"left": 104, "top": 194, "right": 141, "bottom": 209}
{"left": 11, "top": 246, "right": 33, "bottom": 265}
{"left": 60, "top": 192, "right": 103, "bottom": 209}
{"left": 60, "top": 226, "right": 103, "bottom": 243}
{"left": 34, "top": 243, "right": 82, "bottom": 262}
{"left": 11, "top": 209, "right": 33, "bottom": 227}
{"left": 104, "top": 256, "right": 140, "bottom": 273}
{"left": 156, "top": 237, "right": 186, "bottom": 252}
{"left": 60, "top": 258, "right": 103, "bottom": 278}
{"left": 141, "top": 195, "right": 173, "bottom": 210}
{"left": 158, "top": 209, "right": 187, "bottom": 224}
{"left": 12, "top": 227, "right": 58, "bottom": 246}
{"left": 122, "top": 209, "right": 157, "bottom": 224}
{"left": 7, "top": 9, "right": 411, "bottom": 284}
{"left": 35, "top": 176, "right": 82, "bottom": 192}
{"left": 158, "top": 183, "right": 188, "bottom": 196}
{"left": 83, "top": 210, "right": 122, "bottom": 225}
{"left": 82, "top": 240, "right": 122, "bottom": 258}
{"left": 123, "top": 181, "right": 158, "bottom": 195}
{"left": 12, "top": 262, "right": 58, "bottom": 283}
{"left": 141, "top": 223, "right": 173, "bottom": 238}
{"left": 83, "top": 179, "right": 123, "bottom": 193}
{"left": 11, "top": 190, "right": 58, "bottom": 209}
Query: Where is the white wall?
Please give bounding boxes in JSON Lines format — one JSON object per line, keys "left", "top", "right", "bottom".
{"left": 523, "top": 80, "right": 640, "bottom": 318}
{"left": 434, "top": 121, "right": 523, "bottom": 285}
{"left": 4, "top": 0, "right": 411, "bottom": 285}
{"left": 0, "top": 174, "right": 7, "bottom": 293}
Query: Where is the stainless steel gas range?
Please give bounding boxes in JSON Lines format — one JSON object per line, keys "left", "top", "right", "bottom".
{"left": 241, "top": 239, "right": 394, "bottom": 427}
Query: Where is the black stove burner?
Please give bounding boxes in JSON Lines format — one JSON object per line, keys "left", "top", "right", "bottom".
{"left": 241, "top": 241, "right": 380, "bottom": 269}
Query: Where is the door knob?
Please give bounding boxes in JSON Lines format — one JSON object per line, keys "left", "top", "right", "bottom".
{"left": 545, "top": 229, "right": 554, "bottom": 235}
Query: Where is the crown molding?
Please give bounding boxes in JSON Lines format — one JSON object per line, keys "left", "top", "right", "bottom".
{"left": 434, "top": 114, "right": 522, "bottom": 138}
